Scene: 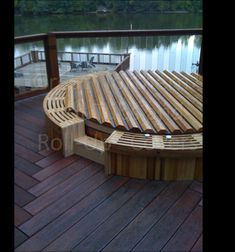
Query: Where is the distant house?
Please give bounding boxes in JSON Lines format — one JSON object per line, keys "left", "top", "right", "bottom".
{"left": 96, "top": 6, "right": 109, "bottom": 13}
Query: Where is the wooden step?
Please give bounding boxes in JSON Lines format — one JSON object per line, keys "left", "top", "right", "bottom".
{"left": 74, "top": 136, "right": 104, "bottom": 165}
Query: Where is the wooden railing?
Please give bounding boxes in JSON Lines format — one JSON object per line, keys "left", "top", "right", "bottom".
{"left": 14, "top": 29, "right": 203, "bottom": 99}
{"left": 114, "top": 54, "right": 130, "bottom": 72}
{"left": 14, "top": 52, "right": 32, "bottom": 69}
{"left": 36, "top": 50, "right": 129, "bottom": 65}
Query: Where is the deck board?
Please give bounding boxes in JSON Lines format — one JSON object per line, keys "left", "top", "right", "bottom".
{"left": 14, "top": 94, "right": 203, "bottom": 251}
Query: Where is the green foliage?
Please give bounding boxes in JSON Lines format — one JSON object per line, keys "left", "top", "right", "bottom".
{"left": 15, "top": 0, "right": 202, "bottom": 15}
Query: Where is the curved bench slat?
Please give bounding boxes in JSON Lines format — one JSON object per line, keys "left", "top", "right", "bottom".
{"left": 172, "top": 71, "right": 202, "bottom": 94}
{"left": 127, "top": 70, "right": 182, "bottom": 134}
{"left": 98, "top": 74, "right": 126, "bottom": 130}
{"left": 181, "top": 71, "right": 203, "bottom": 87}
{"left": 91, "top": 76, "right": 112, "bottom": 127}
{"left": 120, "top": 71, "right": 168, "bottom": 134}
{"left": 164, "top": 70, "right": 202, "bottom": 103}
{"left": 106, "top": 73, "right": 140, "bottom": 132}
{"left": 153, "top": 70, "right": 202, "bottom": 124}
{"left": 142, "top": 71, "right": 202, "bottom": 132}
{"left": 161, "top": 70, "right": 202, "bottom": 111}
{"left": 112, "top": 71, "right": 155, "bottom": 134}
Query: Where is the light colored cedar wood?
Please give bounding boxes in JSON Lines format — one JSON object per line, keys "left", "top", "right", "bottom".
{"left": 133, "top": 71, "right": 194, "bottom": 133}
{"left": 75, "top": 81, "right": 87, "bottom": 118}
{"left": 172, "top": 71, "right": 202, "bottom": 94}
{"left": 159, "top": 71, "right": 202, "bottom": 111}
{"left": 105, "top": 72, "right": 140, "bottom": 132}
{"left": 98, "top": 74, "right": 126, "bottom": 130}
{"left": 104, "top": 131, "right": 202, "bottom": 180}
{"left": 141, "top": 70, "right": 202, "bottom": 132}
{"left": 153, "top": 70, "right": 202, "bottom": 123}
{"left": 181, "top": 71, "right": 202, "bottom": 87}
{"left": 191, "top": 72, "right": 203, "bottom": 82}
{"left": 83, "top": 78, "right": 100, "bottom": 123}
{"left": 126, "top": 70, "right": 181, "bottom": 134}
{"left": 90, "top": 76, "right": 112, "bottom": 127}
{"left": 161, "top": 158, "right": 196, "bottom": 180}
{"left": 61, "top": 118, "right": 85, "bottom": 157}
{"left": 164, "top": 70, "right": 203, "bottom": 104}
{"left": 74, "top": 136, "right": 105, "bottom": 164}
{"left": 112, "top": 71, "right": 155, "bottom": 133}
{"left": 194, "top": 158, "right": 203, "bottom": 181}
{"left": 120, "top": 71, "right": 168, "bottom": 134}
{"left": 65, "top": 85, "right": 75, "bottom": 112}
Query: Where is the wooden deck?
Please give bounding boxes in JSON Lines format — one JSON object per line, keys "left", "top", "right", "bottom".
{"left": 15, "top": 94, "right": 203, "bottom": 251}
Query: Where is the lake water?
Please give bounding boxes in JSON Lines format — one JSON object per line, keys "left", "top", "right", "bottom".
{"left": 15, "top": 13, "right": 202, "bottom": 72}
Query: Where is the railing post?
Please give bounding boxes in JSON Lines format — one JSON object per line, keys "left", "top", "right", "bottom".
{"left": 199, "top": 38, "right": 203, "bottom": 75}
{"left": 44, "top": 33, "right": 60, "bottom": 89}
{"left": 31, "top": 50, "right": 39, "bottom": 63}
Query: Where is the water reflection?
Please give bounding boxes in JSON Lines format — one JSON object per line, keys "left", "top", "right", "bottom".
{"left": 15, "top": 35, "right": 201, "bottom": 73}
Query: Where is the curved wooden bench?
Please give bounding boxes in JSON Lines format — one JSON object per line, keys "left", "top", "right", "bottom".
{"left": 43, "top": 79, "right": 85, "bottom": 157}
{"left": 43, "top": 71, "right": 203, "bottom": 180}
{"left": 104, "top": 131, "right": 202, "bottom": 180}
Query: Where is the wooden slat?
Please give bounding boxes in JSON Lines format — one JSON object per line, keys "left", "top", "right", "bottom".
{"left": 75, "top": 81, "right": 87, "bottom": 118}
{"left": 164, "top": 70, "right": 202, "bottom": 102}
{"left": 72, "top": 181, "right": 167, "bottom": 252}
{"left": 91, "top": 76, "right": 112, "bottom": 127}
{"left": 15, "top": 155, "right": 42, "bottom": 175}
{"left": 15, "top": 227, "right": 28, "bottom": 248}
{"left": 15, "top": 185, "right": 35, "bottom": 207}
{"left": 15, "top": 143, "right": 43, "bottom": 163}
{"left": 141, "top": 71, "right": 202, "bottom": 132}
{"left": 15, "top": 169, "right": 39, "bottom": 190}
{"left": 29, "top": 158, "right": 91, "bottom": 197}
{"left": 15, "top": 204, "right": 32, "bottom": 226}
{"left": 112, "top": 71, "right": 155, "bottom": 133}
{"left": 134, "top": 71, "right": 194, "bottom": 133}
{"left": 105, "top": 72, "right": 140, "bottom": 132}
{"left": 191, "top": 72, "right": 203, "bottom": 82}
{"left": 98, "top": 74, "right": 126, "bottom": 130}
{"left": 35, "top": 152, "right": 63, "bottom": 168}
{"left": 23, "top": 163, "right": 102, "bottom": 215}
{"left": 181, "top": 71, "right": 202, "bottom": 87}
{"left": 191, "top": 234, "right": 202, "bottom": 251}
{"left": 133, "top": 189, "right": 201, "bottom": 251}
{"left": 102, "top": 181, "right": 190, "bottom": 252}
{"left": 153, "top": 70, "right": 202, "bottom": 123}
{"left": 127, "top": 71, "right": 181, "bottom": 134}
{"left": 162, "top": 206, "right": 202, "bottom": 251}
{"left": 120, "top": 71, "right": 168, "bottom": 134}
{"left": 20, "top": 176, "right": 130, "bottom": 252}
{"left": 20, "top": 170, "right": 108, "bottom": 237}
{"left": 172, "top": 71, "right": 202, "bottom": 94}
{"left": 162, "top": 70, "right": 202, "bottom": 109}
{"left": 83, "top": 78, "right": 100, "bottom": 123}
{"left": 65, "top": 85, "right": 75, "bottom": 112}
{"left": 33, "top": 155, "right": 79, "bottom": 181}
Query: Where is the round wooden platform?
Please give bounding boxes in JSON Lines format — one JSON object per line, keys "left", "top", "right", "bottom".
{"left": 65, "top": 70, "right": 203, "bottom": 135}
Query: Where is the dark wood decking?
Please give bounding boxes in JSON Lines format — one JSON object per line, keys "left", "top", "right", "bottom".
{"left": 15, "top": 94, "right": 203, "bottom": 251}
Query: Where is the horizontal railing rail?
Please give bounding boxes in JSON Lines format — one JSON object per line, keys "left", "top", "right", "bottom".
{"left": 14, "top": 52, "right": 32, "bottom": 69}
{"left": 14, "top": 29, "right": 203, "bottom": 100}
